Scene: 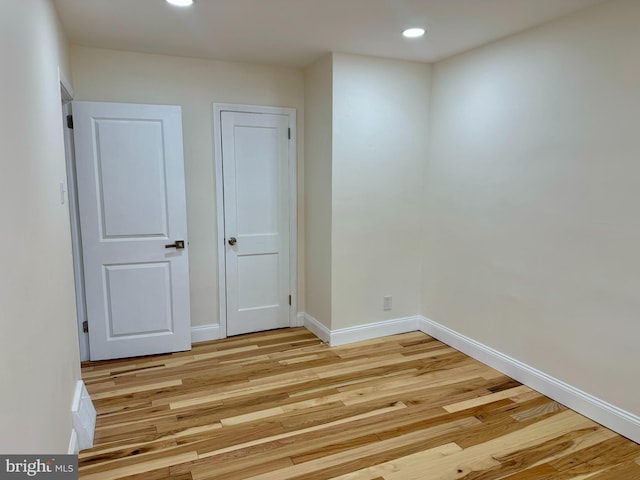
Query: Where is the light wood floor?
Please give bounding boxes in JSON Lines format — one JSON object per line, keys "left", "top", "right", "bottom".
{"left": 79, "top": 328, "right": 640, "bottom": 480}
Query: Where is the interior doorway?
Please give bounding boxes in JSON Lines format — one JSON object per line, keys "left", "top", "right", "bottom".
{"left": 214, "top": 103, "right": 297, "bottom": 338}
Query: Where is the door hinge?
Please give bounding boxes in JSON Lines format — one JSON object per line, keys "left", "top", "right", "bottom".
{"left": 289, "top": 295, "right": 292, "bottom": 306}
{"left": 66, "top": 114, "right": 74, "bottom": 129}
{"left": 82, "top": 320, "right": 89, "bottom": 333}
{"left": 288, "top": 127, "right": 291, "bottom": 140}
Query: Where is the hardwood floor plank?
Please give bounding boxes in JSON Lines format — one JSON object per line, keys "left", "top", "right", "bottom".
{"left": 510, "top": 400, "right": 565, "bottom": 422}
{"left": 496, "top": 463, "right": 560, "bottom": 479}
{"left": 549, "top": 434, "right": 640, "bottom": 475}
{"left": 327, "top": 443, "right": 464, "bottom": 480}
{"left": 584, "top": 461, "right": 640, "bottom": 480}
{"left": 80, "top": 452, "right": 198, "bottom": 480}
{"left": 443, "top": 384, "right": 532, "bottom": 413}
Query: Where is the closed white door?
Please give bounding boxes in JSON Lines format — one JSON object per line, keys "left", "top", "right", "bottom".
{"left": 221, "top": 111, "right": 291, "bottom": 336}
{"left": 73, "top": 101, "right": 191, "bottom": 360}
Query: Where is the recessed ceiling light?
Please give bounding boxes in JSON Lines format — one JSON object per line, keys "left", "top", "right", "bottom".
{"left": 402, "top": 28, "right": 426, "bottom": 38}
{"left": 166, "top": 0, "right": 194, "bottom": 6}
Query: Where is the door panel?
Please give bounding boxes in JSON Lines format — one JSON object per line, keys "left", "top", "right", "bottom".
{"left": 95, "top": 119, "right": 168, "bottom": 238}
{"left": 104, "top": 262, "right": 173, "bottom": 337}
{"left": 237, "top": 253, "right": 280, "bottom": 309}
{"left": 73, "top": 101, "right": 191, "bottom": 360}
{"left": 222, "top": 111, "right": 290, "bottom": 336}
{"left": 235, "top": 126, "right": 279, "bottom": 235}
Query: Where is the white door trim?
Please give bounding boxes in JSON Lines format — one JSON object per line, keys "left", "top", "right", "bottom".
{"left": 213, "top": 103, "right": 297, "bottom": 339}
{"left": 59, "top": 69, "right": 90, "bottom": 361}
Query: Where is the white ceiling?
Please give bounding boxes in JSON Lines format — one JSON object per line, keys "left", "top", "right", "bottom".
{"left": 53, "top": 0, "right": 606, "bottom": 67}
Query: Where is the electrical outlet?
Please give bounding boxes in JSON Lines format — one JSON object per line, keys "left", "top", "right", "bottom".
{"left": 383, "top": 295, "right": 392, "bottom": 311}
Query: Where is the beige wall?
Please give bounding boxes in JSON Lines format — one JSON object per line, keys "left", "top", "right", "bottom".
{"left": 424, "top": 0, "right": 640, "bottom": 415}
{"left": 70, "top": 46, "right": 305, "bottom": 329}
{"left": 332, "top": 53, "right": 430, "bottom": 330}
{"left": 304, "top": 54, "right": 333, "bottom": 328}
{"left": 0, "top": 0, "right": 80, "bottom": 452}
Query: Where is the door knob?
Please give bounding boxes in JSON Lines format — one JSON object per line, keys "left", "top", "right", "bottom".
{"left": 228, "top": 237, "right": 237, "bottom": 246}
{"left": 165, "top": 240, "right": 185, "bottom": 249}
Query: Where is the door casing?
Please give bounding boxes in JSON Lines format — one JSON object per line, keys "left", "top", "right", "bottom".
{"left": 59, "top": 69, "right": 92, "bottom": 362}
{"left": 213, "top": 103, "right": 297, "bottom": 338}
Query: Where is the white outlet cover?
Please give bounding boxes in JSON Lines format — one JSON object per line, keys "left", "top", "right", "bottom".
{"left": 383, "top": 296, "right": 392, "bottom": 311}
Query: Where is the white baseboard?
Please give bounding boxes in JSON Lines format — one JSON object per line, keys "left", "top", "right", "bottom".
{"left": 192, "top": 317, "right": 304, "bottom": 343}
{"left": 68, "top": 428, "right": 78, "bottom": 455}
{"left": 191, "top": 324, "right": 221, "bottom": 343}
{"left": 302, "top": 313, "right": 331, "bottom": 344}
{"left": 418, "top": 316, "right": 640, "bottom": 444}
{"left": 71, "top": 380, "right": 96, "bottom": 451}
{"left": 330, "top": 316, "right": 421, "bottom": 346}
{"left": 301, "top": 312, "right": 419, "bottom": 347}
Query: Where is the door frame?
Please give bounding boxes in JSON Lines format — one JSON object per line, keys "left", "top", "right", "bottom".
{"left": 59, "top": 69, "right": 91, "bottom": 362}
{"left": 213, "top": 103, "right": 297, "bottom": 338}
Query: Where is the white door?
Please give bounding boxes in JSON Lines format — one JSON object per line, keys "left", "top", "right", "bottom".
{"left": 73, "top": 101, "right": 191, "bottom": 360}
{"left": 221, "top": 111, "right": 291, "bottom": 336}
